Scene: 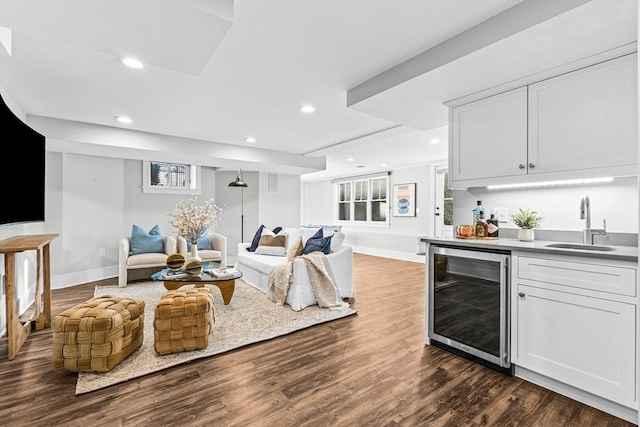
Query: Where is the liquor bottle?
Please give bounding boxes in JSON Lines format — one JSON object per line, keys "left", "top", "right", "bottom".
{"left": 472, "top": 200, "right": 484, "bottom": 224}
{"left": 487, "top": 213, "right": 499, "bottom": 239}
{"left": 475, "top": 210, "right": 487, "bottom": 238}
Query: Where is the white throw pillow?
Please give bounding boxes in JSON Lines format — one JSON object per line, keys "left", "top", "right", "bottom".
{"left": 330, "top": 232, "right": 345, "bottom": 253}
{"left": 254, "top": 245, "right": 286, "bottom": 256}
{"left": 286, "top": 228, "right": 303, "bottom": 249}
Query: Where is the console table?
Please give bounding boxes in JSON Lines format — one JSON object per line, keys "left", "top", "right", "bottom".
{"left": 0, "top": 234, "right": 59, "bottom": 360}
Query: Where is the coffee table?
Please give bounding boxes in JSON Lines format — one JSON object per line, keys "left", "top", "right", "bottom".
{"left": 151, "top": 262, "right": 242, "bottom": 305}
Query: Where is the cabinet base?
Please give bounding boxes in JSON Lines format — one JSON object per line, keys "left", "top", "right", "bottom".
{"left": 431, "top": 340, "right": 514, "bottom": 377}
{"left": 514, "top": 365, "right": 637, "bottom": 425}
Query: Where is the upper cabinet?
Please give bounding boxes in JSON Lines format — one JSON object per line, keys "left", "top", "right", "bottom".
{"left": 450, "top": 87, "right": 528, "bottom": 182}
{"left": 448, "top": 52, "right": 638, "bottom": 189}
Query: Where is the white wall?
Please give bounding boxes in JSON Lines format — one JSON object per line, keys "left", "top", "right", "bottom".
{"left": 258, "top": 172, "right": 300, "bottom": 231}
{"left": 301, "top": 163, "right": 441, "bottom": 261}
{"left": 453, "top": 177, "right": 638, "bottom": 233}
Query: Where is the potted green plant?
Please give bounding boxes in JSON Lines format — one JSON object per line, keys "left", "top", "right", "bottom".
{"left": 511, "top": 208, "right": 543, "bottom": 242}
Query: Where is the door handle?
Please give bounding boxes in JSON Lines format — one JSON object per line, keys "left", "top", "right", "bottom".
{"left": 435, "top": 213, "right": 440, "bottom": 216}
{"left": 528, "top": 163, "right": 535, "bottom": 169}
{"left": 518, "top": 292, "right": 525, "bottom": 298}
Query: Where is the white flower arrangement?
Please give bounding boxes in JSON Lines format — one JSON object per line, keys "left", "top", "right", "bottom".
{"left": 169, "top": 197, "right": 222, "bottom": 243}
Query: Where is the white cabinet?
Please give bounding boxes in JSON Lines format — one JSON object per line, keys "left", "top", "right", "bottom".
{"left": 528, "top": 53, "right": 637, "bottom": 177}
{"left": 450, "top": 87, "right": 528, "bottom": 182}
{"left": 448, "top": 53, "right": 638, "bottom": 188}
{"left": 511, "top": 253, "right": 637, "bottom": 409}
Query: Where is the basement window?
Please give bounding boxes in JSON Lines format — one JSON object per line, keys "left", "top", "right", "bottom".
{"left": 142, "top": 161, "right": 201, "bottom": 195}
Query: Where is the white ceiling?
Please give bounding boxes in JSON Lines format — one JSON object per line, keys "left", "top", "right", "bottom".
{"left": 0, "top": 0, "right": 636, "bottom": 182}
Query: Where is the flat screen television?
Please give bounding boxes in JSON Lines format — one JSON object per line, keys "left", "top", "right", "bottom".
{"left": 0, "top": 94, "right": 46, "bottom": 226}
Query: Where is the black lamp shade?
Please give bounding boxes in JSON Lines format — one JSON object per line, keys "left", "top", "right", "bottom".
{"left": 229, "top": 169, "right": 248, "bottom": 187}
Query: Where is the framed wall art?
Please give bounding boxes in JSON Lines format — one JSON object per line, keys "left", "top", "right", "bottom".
{"left": 392, "top": 183, "right": 416, "bottom": 217}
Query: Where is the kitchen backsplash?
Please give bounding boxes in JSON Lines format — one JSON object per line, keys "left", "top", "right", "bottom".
{"left": 452, "top": 176, "right": 638, "bottom": 234}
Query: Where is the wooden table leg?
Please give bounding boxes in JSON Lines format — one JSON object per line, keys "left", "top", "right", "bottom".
{"left": 212, "top": 280, "right": 235, "bottom": 305}
{"left": 5, "top": 253, "right": 31, "bottom": 360}
{"left": 42, "top": 243, "right": 52, "bottom": 329}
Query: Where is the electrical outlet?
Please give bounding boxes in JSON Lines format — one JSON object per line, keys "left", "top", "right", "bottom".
{"left": 492, "top": 207, "right": 509, "bottom": 223}
{"left": 99, "top": 248, "right": 106, "bottom": 257}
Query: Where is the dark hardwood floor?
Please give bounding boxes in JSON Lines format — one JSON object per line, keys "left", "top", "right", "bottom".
{"left": 0, "top": 253, "right": 634, "bottom": 426}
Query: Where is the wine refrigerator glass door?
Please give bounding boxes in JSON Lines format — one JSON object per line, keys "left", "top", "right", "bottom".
{"left": 428, "top": 245, "right": 510, "bottom": 369}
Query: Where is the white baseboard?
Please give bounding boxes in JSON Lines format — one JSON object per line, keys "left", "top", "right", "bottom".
{"left": 350, "top": 245, "right": 426, "bottom": 264}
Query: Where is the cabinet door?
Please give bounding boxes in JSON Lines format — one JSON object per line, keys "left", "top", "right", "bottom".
{"left": 450, "top": 87, "right": 528, "bottom": 182}
{"left": 515, "top": 284, "right": 636, "bottom": 408}
{"left": 528, "top": 53, "right": 638, "bottom": 175}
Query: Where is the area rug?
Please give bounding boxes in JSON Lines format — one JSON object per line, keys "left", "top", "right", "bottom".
{"left": 75, "top": 280, "right": 356, "bottom": 395}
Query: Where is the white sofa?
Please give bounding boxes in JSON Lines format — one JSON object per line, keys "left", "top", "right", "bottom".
{"left": 234, "top": 227, "right": 354, "bottom": 311}
{"left": 118, "top": 235, "right": 177, "bottom": 288}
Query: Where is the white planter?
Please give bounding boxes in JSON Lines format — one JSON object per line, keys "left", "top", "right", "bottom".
{"left": 518, "top": 229, "right": 535, "bottom": 242}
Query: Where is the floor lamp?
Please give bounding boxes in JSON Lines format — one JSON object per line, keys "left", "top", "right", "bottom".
{"left": 228, "top": 169, "right": 248, "bottom": 243}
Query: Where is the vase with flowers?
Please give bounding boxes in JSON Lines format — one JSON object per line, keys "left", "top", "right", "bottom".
{"left": 169, "top": 196, "right": 222, "bottom": 262}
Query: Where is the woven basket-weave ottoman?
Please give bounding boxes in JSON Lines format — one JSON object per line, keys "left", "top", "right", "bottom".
{"left": 154, "top": 287, "right": 214, "bottom": 355}
{"left": 53, "top": 294, "right": 145, "bottom": 372}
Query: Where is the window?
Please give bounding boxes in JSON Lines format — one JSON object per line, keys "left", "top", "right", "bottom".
{"left": 335, "top": 175, "right": 389, "bottom": 226}
{"left": 142, "top": 161, "right": 201, "bottom": 195}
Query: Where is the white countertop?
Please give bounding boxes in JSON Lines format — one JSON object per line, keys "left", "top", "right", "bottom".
{"left": 420, "top": 236, "right": 638, "bottom": 262}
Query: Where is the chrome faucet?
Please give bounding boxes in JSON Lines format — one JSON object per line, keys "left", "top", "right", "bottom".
{"left": 580, "top": 195, "right": 606, "bottom": 245}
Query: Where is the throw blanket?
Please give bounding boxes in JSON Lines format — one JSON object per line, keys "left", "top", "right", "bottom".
{"left": 267, "top": 252, "right": 348, "bottom": 310}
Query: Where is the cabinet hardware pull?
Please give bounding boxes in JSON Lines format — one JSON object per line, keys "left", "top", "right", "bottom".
{"left": 528, "top": 163, "right": 535, "bottom": 169}
{"left": 518, "top": 292, "right": 525, "bottom": 298}
{"left": 518, "top": 164, "right": 525, "bottom": 169}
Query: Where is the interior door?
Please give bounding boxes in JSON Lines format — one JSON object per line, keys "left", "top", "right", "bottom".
{"left": 434, "top": 166, "right": 453, "bottom": 238}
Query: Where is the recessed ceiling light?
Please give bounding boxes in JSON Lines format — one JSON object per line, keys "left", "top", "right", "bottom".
{"left": 346, "top": 157, "right": 354, "bottom": 162}
{"left": 115, "top": 116, "right": 132, "bottom": 124}
{"left": 380, "top": 163, "right": 388, "bottom": 167}
{"left": 120, "top": 57, "right": 144, "bottom": 69}
{"left": 430, "top": 138, "right": 441, "bottom": 144}
{"left": 356, "top": 165, "right": 365, "bottom": 168}
{"left": 245, "top": 137, "right": 257, "bottom": 143}
{"left": 300, "top": 105, "right": 316, "bottom": 113}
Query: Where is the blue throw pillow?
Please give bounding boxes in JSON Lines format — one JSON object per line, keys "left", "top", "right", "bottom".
{"left": 303, "top": 235, "right": 332, "bottom": 255}
{"left": 186, "top": 231, "right": 213, "bottom": 251}
{"left": 247, "top": 225, "right": 266, "bottom": 252}
{"left": 272, "top": 226, "right": 283, "bottom": 234}
{"left": 130, "top": 224, "right": 164, "bottom": 255}
{"left": 309, "top": 228, "right": 323, "bottom": 240}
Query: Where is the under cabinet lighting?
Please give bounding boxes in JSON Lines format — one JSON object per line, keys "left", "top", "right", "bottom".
{"left": 487, "top": 177, "right": 614, "bottom": 190}
{"left": 120, "top": 57, "right": 144, "bottom": 69}
{"left": 115, "top": 116, "right": 132, "bottom": 124}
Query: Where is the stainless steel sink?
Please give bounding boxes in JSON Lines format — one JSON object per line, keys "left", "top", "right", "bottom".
{"left": 545, "top": 243, "right": 616, "bottom": 251}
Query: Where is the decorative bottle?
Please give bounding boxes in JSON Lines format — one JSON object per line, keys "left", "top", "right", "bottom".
{"left": 487, "top": 213, "right": 499, "bottom": 239}
{"left": 475, "top": 210, "right": 487, "bottom": 238}
{"left": 472, "top": 200, "right": 484, "bottom": 224}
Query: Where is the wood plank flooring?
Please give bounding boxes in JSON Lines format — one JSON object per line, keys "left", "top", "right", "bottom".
{"left": 0, "top": 253, "right": 634, "bottom": 426}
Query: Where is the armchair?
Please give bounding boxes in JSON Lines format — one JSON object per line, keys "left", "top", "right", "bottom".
{"left": 176, "top": 233, "right": 227, "bottom": 267}
{"left": 118, "top": 235, "right": 177, "bottom": 288}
